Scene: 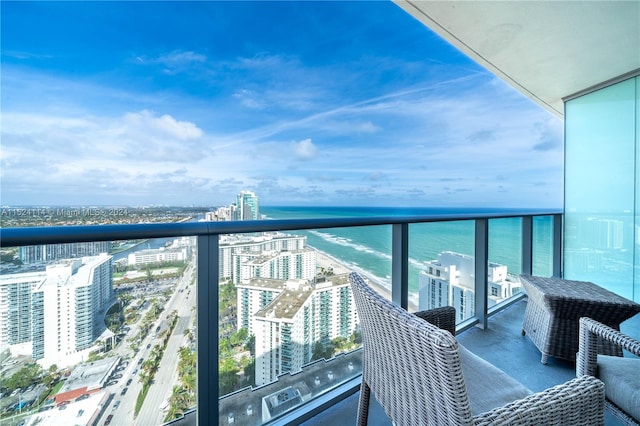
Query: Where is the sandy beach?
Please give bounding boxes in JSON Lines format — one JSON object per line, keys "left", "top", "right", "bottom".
{"left": 314, "top": 247, "right": 397, "bottom": 305}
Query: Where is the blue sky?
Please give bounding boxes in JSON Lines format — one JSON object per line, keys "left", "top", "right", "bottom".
{"left": 1, "top": 1, "right": 563, "bottom": 208}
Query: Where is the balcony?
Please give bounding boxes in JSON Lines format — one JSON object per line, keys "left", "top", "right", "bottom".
{"left": 1, "top": 210, "right": 638, "bottom": 426}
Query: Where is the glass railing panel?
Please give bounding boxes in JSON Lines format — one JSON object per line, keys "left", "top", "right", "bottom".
{"left": 532, "top": 215, "right": 554, "bottom": 277}
{"left": 487, "top": 217, "right": 523, "bottom": 310}
{"left": 407, "top": 220, "right": 475, "bottom": 323}
{"left": 0, "top": 236, "right": 198, "bottom": 426}
{"left": 218, "top": 226, "right": 388, "bottom": 424}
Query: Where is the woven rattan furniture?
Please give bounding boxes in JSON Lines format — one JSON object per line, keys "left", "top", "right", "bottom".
{"left": 520, "top": 274, "right": 640, "bottom": 364}
{"left": 578, "top": 317, "right": 640, "bottom": 426}
{"left": 349, "top": 272, "right": 605, "bottom": 426}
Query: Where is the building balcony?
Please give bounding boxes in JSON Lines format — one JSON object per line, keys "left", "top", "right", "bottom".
{"left": 1, "top": 210, "right": 639, "bottom": 425}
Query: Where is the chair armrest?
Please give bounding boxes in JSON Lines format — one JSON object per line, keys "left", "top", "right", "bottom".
{"left": 413, "top": 306, "right": 456, "bottom": 336}
{"left": 577, "top": 317, "right": 640, "bottom": 377}
{"left": 473, "top": 375, "right": 605, "bottom": 426}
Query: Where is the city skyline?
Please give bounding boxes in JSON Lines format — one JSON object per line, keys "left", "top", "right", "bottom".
{"left": 1, "top": 2, "right": 563, "bottom": 209}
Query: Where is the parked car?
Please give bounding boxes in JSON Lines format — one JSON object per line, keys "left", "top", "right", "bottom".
{"left": 104, "top": 414, "right": 113, "bottom": 425}
{"left": 75, "top": 394, "right": 90, "bottom": 401}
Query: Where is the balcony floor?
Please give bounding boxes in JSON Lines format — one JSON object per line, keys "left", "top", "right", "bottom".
{"left": 301, "top": 298, "right": 640, "bottom": 426}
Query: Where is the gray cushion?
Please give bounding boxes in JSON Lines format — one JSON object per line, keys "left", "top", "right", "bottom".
{"left": 598, "top": 355, "right": 640, "bottom": 421}
{"left": 459, "top": 343, "right": 532, "bottom": 415}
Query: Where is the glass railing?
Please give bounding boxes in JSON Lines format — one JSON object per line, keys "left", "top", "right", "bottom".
{"left": 0, "top": 210, "right": 561, "bottom": 426}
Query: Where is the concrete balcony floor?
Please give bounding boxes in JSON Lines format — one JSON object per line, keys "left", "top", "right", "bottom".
{"left": 301, "top": 298, "right": 640, "bottom": 426}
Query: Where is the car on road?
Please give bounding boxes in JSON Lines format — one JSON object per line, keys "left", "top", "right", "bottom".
{"left": 112, "top": 400, "right": 120, "bottom": 410}
{"left": 120, "top": 387, "right": 128, "bottom": 396}
{"left": 126, "top": 378, "right": 132, "bottom": 386}
{"left": 104, "top": 414, "right": 113, "bottom": 425}
{"left": 132, "top": 368, "right": 138, "bottom": 375}
{"left": 147, "top": 343, "right": 151, "bottom": 349}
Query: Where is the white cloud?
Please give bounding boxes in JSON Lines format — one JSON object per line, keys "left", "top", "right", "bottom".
{"left": 123, "top": 110, "right": 203, "bottom": 141}
{"left": 293, "top": 138, "right": 318, "bottom": 160}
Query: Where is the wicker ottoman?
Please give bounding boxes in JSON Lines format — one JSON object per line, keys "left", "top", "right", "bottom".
{"left": 520, "top": 274, "right": 640, "bottom": 364}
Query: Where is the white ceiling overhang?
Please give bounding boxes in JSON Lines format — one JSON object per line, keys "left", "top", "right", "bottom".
{"left": 394, "top": 0, "right": 640, "bottom": 117}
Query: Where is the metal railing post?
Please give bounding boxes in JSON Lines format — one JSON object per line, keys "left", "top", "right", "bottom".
{"left": 522, "top": 216, "right": 533, "bottom": 276}
{"left": 197, "top": 233, "right": 220, "bottom": 425}
{"left": 391, "top": 223, "right": 409, "bottom": 309}
{"left": 553, "top": 214, "right": 563, "bottom": 277}
{"left": 474, "top": 219, "right": 489, "bottom": 329}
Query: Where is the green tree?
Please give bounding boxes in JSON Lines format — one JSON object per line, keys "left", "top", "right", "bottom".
{"left": 219, "top": 358, "right": 239, "bottom": 396}
{"left": 311, "top": 342, "right": 335, "bottom": 361}
{"left": 3, "top": 364, "right": 43, "bottom": 391}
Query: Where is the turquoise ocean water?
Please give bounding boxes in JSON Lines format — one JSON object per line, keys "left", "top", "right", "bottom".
{"left": 261, "top": 206, "right": 554, "bottom": 304}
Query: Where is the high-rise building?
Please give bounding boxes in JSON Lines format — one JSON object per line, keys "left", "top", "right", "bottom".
{"left": 0, "top": 271, "right": 44, "bottom": 352}
{"left": 418, "top": 251, "right": 521, "bottom": 322}
{"left": 236, "top": 191, "right": 260, "bottom": 221}
{"left": 19, "top": 241, "right": 112, "bottom": 264}
{"left": 240, "top": 275, "right": 357, "bottom": 386}
{"left": 219, "top": 233, "right": 307, "bottom": 280}
{"left": 0, "top": 253, "right": 114, "bottom": 368}
{"left": 232, "top": 249, "right": 316, "bottom": 284}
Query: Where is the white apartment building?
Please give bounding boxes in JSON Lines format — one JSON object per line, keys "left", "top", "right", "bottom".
{"left": 0, "top": 254, "right": 114, "bottom": 368}
{"left": 19, "top": 241, "right": 111, "bottom": 264}
{"left": 0, "top": 271, "right": 45, "bottom": 355}
{"left": 219, "top": 233, "right": 306, "bottom": 280}
{"left": 127, "top": 247, "right": 188, "bottom": 266}
{"left": 237, "top": 278, "right": 287, "bottom": 334}
{"left": 205, "top": 205, "right": 236, "bottom": 222}
{"left": 233, "top": 249, "right": 316, "bottom": 284}
{"left": 418, "top": 251, "right": 521, "bottom": 322}
{"left": 250, "top": 275, "right": 357, "bottom": 386}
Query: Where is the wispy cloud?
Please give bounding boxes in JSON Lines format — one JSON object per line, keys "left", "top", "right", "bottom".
{"left": 1, "top": 1, "right": 563, "bottom": 208}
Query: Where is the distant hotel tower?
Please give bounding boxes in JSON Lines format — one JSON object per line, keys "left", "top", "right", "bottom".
{"left": 418, "top": 251, "right": 522, "bottom": 322}
{"left": 236, "top": 190, "right": 260, "bottom": 220}
{"left": 0, "top": 254, "right": 114, "bottom": 368}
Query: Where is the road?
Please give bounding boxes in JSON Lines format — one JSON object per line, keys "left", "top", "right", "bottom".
{"left": 98, "top": 259, "right": 196, "bottom": 426}
{"left": 135, "top": 260, "right": 196, "bottom": 425}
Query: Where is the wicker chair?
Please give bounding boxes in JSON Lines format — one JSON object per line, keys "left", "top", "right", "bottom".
{"left": 349, "top": 272, "right": 605, "bottom": 426}
{"left": 577, "top": 317, "right": 640, "bottom": 425}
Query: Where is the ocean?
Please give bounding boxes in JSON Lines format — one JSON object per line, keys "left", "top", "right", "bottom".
{"left": 261, "top": 206, "right": 554, "bottom": 301}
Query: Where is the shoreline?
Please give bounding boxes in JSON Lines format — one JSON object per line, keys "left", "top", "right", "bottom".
{"left": 313, "top": 246, "right": 418, "bottom": 311}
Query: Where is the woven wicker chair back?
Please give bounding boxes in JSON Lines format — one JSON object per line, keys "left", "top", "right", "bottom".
{"left": 349, "top": 272, "right": 474, "bottom": 426}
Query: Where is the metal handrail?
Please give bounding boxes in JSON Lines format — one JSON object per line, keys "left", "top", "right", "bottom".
{"left": 0, "top": 209, "right": 561, "bottom": 247}
{"left": 0, "top": 209, "right": 563, "bottom": 426}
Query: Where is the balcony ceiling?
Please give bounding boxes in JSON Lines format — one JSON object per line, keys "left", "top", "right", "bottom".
{"left": 395, "top": 0, "right": 640, "bottom": 117}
